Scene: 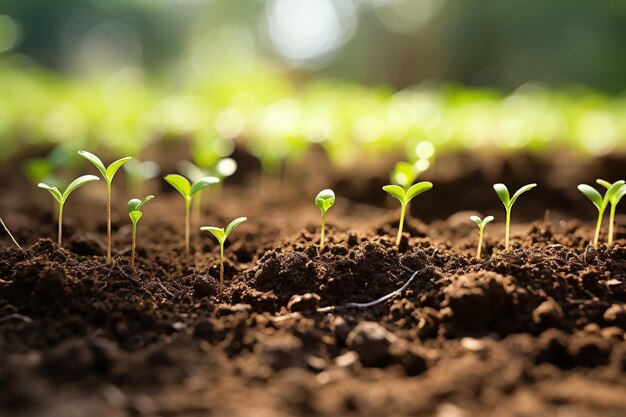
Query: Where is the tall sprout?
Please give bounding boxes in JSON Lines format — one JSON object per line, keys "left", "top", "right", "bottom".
{"left": 578, "top": 180, "right": 625, "bottom": 247}
{"left": 78, "top": 151, "right": 132, "bottom": 263}
{"left": 493, "top": 183, "right": 537, "bottom": 250}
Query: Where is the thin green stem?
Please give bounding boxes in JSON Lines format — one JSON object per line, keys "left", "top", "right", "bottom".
{"left": 131, "top": 222, "right": 137, "bottom": 270}
{"left": 593, "top": 209, "right": 604, "bottom": 248}
{"left": 106, "top": 182, "right": 112, "bottom": 263}
{"left": 219, "top": 243, "right": 224, "bottom": 293}
{"left": 185, "top": 199, "right": 191, "bottom": 257}
{"left": 58, "top": 203, "right": 64, "bottom": 248}
{"left": 608, "top": 204, "right": 616, "bottom": 246}
{"left": 193, "top": 191, "right": 203, "bottom": 224}
{"left": 319, "top": 211, "right": 326, "bottom": 251}
{"left": 504, "top": 208, "right": 511, "bottom": 251}
{"left": 396, "top": 202, "right": 407, "bottom": 246}
{"left": 476, "top": 228, "right": 483, "bottom": 259}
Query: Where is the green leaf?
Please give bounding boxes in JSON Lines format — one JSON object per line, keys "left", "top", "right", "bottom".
{"left": 105, "top": 157, "right": 132, "bottom": 180}
{"left": 510, "top": 183, "right": 537, "bottom": 206}
{"left": 200, "top": 226, "right": 225, "bottom": 244}
{"left": 129, "top": 211, "right": 142, "bottom": 224}
{"left": 613, "top": 185, "right": 626, "bottom": 205}
{"left": 127, "top": 195, "right": 154, "bottom": 214}
{"left": 164, "top": 174, "right": 191, "bottom": 200}
{"left": 382, "top": 184, "right": 406, "bottom": 202}
{"left": 405, "top": 181, "right": 433, "bottom": 202}
{"left": 390, "top": 161, "right": 416, "bottom": 189}
{"left": 605, "top": 180, "right": 625, "bottom": 205}
{"left": 483, "top": 215, "right": 495, "bottom": 225}
{"left": 190, "top": 176, "right": 220, "bottom": 197}
{"left": 578, "top": 184, "right": 603, "bottom": 210}
{"left": 37, "top": 183, "right": 63, "bottom": 204}
{"left": 62, "top": 175, "right": 100, "bottom": 201}
{"left": 596, "top": 179, "right": 612, "bottom": 189}
{"left": 78, "top": 150, "right": 107, "bottom": 178}
{"left": 493, "top": 183, "right": 510, "bottom": 207}
{"left": 315, "top": 189, "right": 336, "bottom": 213}
{"left": 470, "top": 215, "right": 482, "bottom": 227}
{"left": 225, "top": 217, "right": 247, "bottom": 237}
{"left": 128, "top": 198, "right": 142, "bottom": 213}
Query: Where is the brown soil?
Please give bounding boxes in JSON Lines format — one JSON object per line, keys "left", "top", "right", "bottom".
{"left": 1, "top": 148, "right": 626, "bottom": 417}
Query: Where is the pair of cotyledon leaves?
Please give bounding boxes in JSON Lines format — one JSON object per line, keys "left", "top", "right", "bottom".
{"left": 382, "top": 181, "right": 433, "bottom": 204}
{"left": 315, "top": 189, "right": 336, "bottom": 214}
{"left": 578, "top": 180, "right": 626, "bottom": 212}
{"left": 164, "top": 174, "right": 220, "bottom": 203}
{"left": 201, "top": 217, "right": 247, "bottom": 245}
{"left": 128, "top": 195, "right": 155, "bottom": 224}
{"left": 38, "top": 151, "right": 133, "bottom": 204}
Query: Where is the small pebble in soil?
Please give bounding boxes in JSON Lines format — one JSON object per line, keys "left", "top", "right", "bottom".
{"left": 603, "top": 304, "right": 626, "bottom": 329}
{"left": 287, "top": 293, "right": 320, "bottom": 313}
{"left": 346, "top": 321, "right": 396, "bottom": 367}
{"left": 532, "top": 298, "right": 564, "bottom": 328}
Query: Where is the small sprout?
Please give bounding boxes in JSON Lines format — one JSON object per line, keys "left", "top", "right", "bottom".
{"left": 127, "top": 195, "right": 155, "bottom": 270}
{"left": 383, "top": 181, "right": 433, "bottom": 246}
{"left": 596, "top": 179, "right": 626, "bottom": 246}
{"left": 390, "top": 161, "right": 417, "bottom": 189}
{"left": 200, "top": 217, "right": 247, "bottom": 293}
{"left": 315, "top": 189, "right": 336, "bottom": 251}
{"left": 38, "top": 175, "right": 100, "bottom": 247}
{"left": 78, "top": 151, "right": 132, "bottom": 263}
{"left": 470, "top": 215, "right": 494, "bottom": 260}
{"left": 165, "top": 174, "right": 220, "bottom": 256}
{"left": 578, "top": 180, "right": 625, "bottom": 247}
{"left": 493, "top": 183, "right": 537, "bottom": 250}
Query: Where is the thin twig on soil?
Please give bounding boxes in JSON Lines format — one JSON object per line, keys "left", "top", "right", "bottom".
{"left": 0, "top": 216, "right": 24, "bottom": 252}
{"left": 317, "top": 268, "right": 418, "bottom": 312}
{"left": 0, "top": 313, "right": 33, "bottom": 324}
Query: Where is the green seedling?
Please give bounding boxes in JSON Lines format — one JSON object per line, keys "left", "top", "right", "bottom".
{"left": 493, "top": 183, "right": 537, "bottom": 250}
{"left": 390, "top": 161, "right": 417, "bottom": 189}
{"left": 596, "top": 179, "right": 626, "bottom": 246}
{"left": 200, "top": 217, "right": 247, "bottom": 293}
{"left": 128, "top": 195, "right": 155, "bottom": 270}
{"left": 578, "top": 180, "right": 625, "bottom": 247}
{"left": 38, "top": 175, "right": 100, "bottom": 247}
{"left": 383, "top": 182, "right": 433, "bottom": 246}
{"left": 78, "top": 151, "right": 132, "bottom": 263}
{"left": 315, "top": 189, "right": 336, "bottom": 251}
{"left": 178, "top": 161, "right": 209, "bottom": 224}
{"left": 165, "top": 174, "right": 220, "bottom": 256}
{"left": 470, "top": 215, "right": 494, "bottom": 260}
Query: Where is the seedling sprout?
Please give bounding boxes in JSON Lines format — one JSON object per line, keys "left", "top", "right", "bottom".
{"left": 596, "top": 179, "right": 626, "bottom": 246}
{"left": 578, "top": 180, "right": 625, "bottom": 247}
{"left": 78, "top": 151, "right": 132, "bottom": 263}
{"left": 38, "top": 175, "right": 100, "bottom": 247}
{"left": 164, "top": 174, "right": 220, "bottom": 256}
{"left": 470, "top": 215, "right": 494, "bottom": 259}
{"left": 383, "top": 181, "right": 433, "bottom": 246}
{"left": 315, "top": 189, "right": 336, "bottom": 251}
{"left": 200, "top": 217, "right": 247, "bottom": 293}
{"left": 128, "top": 195, "right": 155, "bottom": 270}
{"left": 493, "top": 183, "right": 537, "bottom": 250}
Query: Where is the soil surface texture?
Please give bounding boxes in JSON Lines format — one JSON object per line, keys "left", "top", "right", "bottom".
{"left": 1, "top": 148, "right": 626, "bottom": 417}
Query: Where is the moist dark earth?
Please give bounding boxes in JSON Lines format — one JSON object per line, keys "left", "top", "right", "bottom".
{"left": 1, "top": 148, "right": 626, "bottom": 417}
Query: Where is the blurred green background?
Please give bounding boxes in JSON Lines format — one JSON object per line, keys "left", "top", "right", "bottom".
{"left": 1, "top": 0, "right": 626, "bottom": 174}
